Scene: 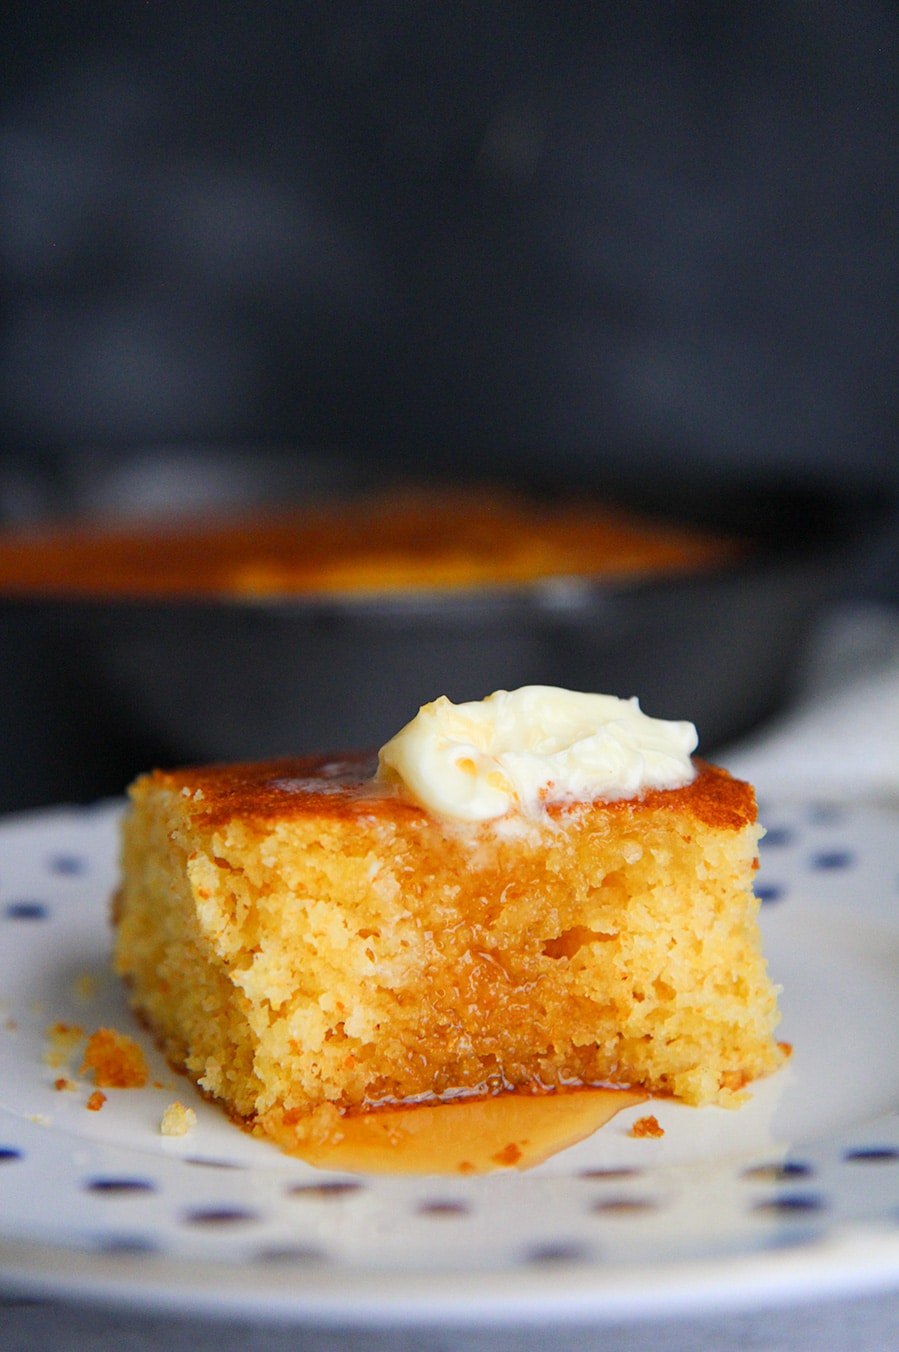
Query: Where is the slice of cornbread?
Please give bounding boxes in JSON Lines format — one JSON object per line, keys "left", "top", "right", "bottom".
{"left": 113, "top": 752, "right": 785, "bottom": 1148}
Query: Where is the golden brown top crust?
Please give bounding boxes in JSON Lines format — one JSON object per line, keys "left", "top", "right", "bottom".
{"left": 135, "top": 754, "right": 755, "bottom": 834}
{"left": 0, "top": 487, "right": 739, "bottom": 599}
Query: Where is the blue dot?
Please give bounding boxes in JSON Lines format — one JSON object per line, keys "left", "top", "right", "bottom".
{"left": 756, "top": 883, "right": 786, "bottom": 904}
{"left": 286, "top": 1180, "right": 362, "bottom": 1198}
{"left": 255, "top": 1244, "right": 328, "bottom": 1265}
{"left": 0, "top": 1148, "right": 23, "bottom": 1163}
{"left": 808, "top": 803, "right": 845, "bottom": 824}
{"left": 4, "top": 900, "right": 49, "bottom": 920}
{"left": 48, "top": 854, "right": 87, "bottom": 876}
{"left": 524, "top": 1240, "right": 591, "bottom": 1265}
{"left": 757, "top": 1228, "right": 823, "bottom": 1252}
{"left": 754, "top": 1193, "right": 827, "bottom": 1215}
{"left": 743, "top": 1161, "right": 814, "bottom": 1182}
{"left": 86, "top": 1178, "right": 157, "bottom": 1194}
{"left": 93, "top": 1234, "right": 160, "bottom": 1255}
{"left": 843, "top": 1147, "right": 899, "bottom": 1164}
{"left": 811, "top": 850, "right": 855, "bottom": 871}
{"left": 778, "top": 1161, "right": 814, "bottom": 1178}
{"left": 183, "top": 1207, "right": 259, "bottom": 1226}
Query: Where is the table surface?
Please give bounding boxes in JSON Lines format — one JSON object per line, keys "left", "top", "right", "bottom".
{"left": 3, "top": 1287, "right": 899, "bottom": 1352}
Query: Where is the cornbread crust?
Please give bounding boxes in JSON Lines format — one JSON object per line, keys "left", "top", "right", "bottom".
{"left": 113, "top": 756, "right": 785, "bottom": 1148}
{"left": 143, "top": 751, "right": 756, "bottom": 833}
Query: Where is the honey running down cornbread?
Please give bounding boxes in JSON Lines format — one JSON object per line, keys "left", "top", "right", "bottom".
{"left": 113, "top": 691, "right": 785, "bottom": 1151}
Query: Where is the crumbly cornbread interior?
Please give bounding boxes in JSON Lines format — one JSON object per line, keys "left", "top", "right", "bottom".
{"left": 113, "top": 754, "right": 785, "bottom": 1146}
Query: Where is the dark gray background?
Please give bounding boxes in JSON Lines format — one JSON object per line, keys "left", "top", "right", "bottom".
{"left": 0, "top": 1, "right": 897, "bottom": 814}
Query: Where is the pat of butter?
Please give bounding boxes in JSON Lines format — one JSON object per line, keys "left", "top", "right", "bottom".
{"left": 377, "top": 686, "right": 698, "bottom": 821}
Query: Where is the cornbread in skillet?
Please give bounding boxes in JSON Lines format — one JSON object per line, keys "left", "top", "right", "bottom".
{"left": 0, "top": 486, "right": 738, "bottom": 598}
{"left": 113, "top": 742, "right": 785, "bottom": 1148}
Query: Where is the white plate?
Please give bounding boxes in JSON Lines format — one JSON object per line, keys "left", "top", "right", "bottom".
{"left": 0, "top": 796, "right": 898, "bottom": 1326}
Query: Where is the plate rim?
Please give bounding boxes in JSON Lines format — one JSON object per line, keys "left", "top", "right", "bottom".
{"left": 2, "top": 1222, "right": 899, "bottom": 1327}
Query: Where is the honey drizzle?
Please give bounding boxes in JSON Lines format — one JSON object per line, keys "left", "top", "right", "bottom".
{"left": 269, "top": 1086, "right": 647, "bottom": 1175}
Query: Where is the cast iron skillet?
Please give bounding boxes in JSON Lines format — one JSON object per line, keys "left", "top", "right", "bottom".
{"left": 0, "top": 468, "right": 883, "bottom": 813}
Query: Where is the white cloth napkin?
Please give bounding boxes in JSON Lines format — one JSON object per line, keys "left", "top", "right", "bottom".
{"left": 720, "top": 602, "right": 899, "bottom": 802}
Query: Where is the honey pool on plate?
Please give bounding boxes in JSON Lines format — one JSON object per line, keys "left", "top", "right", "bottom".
{"left": 266, "top": 1085, "right": 649, "bottom": 1175}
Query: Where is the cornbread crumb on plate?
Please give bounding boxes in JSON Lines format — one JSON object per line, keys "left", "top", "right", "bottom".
{"left": 81, "top": 1027, "right": 148, "bottom": 1089}
{"left": 113, "top": 749, "right": 786, "bottom": 1157}
{"left": 160, "top": 1101, "right": 198, "bottom": 1137}
{"left": 630, "top": 1114, "right": 665, "bottom": 1139}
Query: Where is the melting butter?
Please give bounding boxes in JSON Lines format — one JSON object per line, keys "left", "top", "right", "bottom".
{"left": 377, "top": 686, "right": 697, "bottom": 821}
